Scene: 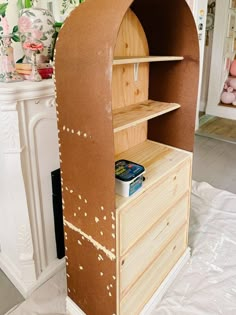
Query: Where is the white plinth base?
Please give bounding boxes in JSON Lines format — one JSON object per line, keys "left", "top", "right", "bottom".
{"left": 140, "top": 247, "right": 191, "bottom": 314}
{"left": 66, "top": 248, "right": 190, "bottom": 315}
{"left": 66, "top": 297, "right": 86, "bottom": 315}
{"left": 0, "top": 253, "right": 65, "bottom": 298}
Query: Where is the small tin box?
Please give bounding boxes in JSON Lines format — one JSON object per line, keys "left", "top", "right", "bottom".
{"left": 115, "top": 159, "right": 145, "bottom": 197}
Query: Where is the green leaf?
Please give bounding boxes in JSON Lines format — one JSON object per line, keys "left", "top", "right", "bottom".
{"left": 17, "top": 0, "right": 24, "bottom": 10}
{"left": 47, "top": 19, "right": 53, "bottom": 25}
{"left": 24, "top": 0, "right": 32, "bottom": 8}
{"left": 16, "top": 56, "right": 25, "bottom": 63}
{"left": 41, "top": 34, "right": 48, "bottom": 40}
{"left": 12, "top": 34, "right": 20, "bottom": 42}
{"left": 0, "top": 3, "right": 8, "bottom": 17}
{"left": 12, "top": 25, "right": 19, "bottom": 33}
{"left": 26, "top": 11, "right": 35, "bottom": 17}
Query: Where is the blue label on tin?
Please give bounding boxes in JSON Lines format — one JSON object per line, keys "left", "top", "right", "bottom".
{"left": 115, "top": 160, "right": 145, "bottom": 182}
{"left": 129, "top": 175, "right": 143, "bottom": 196}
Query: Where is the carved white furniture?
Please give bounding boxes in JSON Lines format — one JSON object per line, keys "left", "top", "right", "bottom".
{"left": 0, "top": 79, "right": 64, "bottom": 298}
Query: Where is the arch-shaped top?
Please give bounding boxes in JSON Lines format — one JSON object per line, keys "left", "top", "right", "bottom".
{"left": 54, "top": 1, "right": 199, "bottom": 314}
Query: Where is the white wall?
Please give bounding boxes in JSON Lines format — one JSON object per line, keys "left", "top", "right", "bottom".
{"left": 199, "top": 0, "right": 215, "bottom": 113}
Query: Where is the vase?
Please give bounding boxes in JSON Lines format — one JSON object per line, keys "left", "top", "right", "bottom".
{"left": 18, "top": 7, "right": 55, "bottom": 64}
{"left": 0, "top": 35, "right": 23, "bottom": 83}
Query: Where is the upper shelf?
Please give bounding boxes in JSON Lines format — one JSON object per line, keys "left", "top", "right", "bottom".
{"left": 113, "top": 56, "right": 184, "bottom": 65}
{"left": 113, "top": 100, "right": 180, "bottom": 133}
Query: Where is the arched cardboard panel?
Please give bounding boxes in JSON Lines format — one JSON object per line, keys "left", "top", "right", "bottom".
{"left": 131, "top": 0, "right": 199, "bottom": 151}
{"left": 55, "top": 0, "right": 199, "bottom": 314}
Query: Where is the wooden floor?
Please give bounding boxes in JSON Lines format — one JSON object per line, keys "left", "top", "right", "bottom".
{"left": 192, "top": 135, "right": 236, "bottom": 194}
{"left": 196, "top": 115, "right": 236, "bottom": 143}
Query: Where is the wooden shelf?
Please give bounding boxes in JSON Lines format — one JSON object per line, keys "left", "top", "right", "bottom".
{"left": 113, "top": 100, "right": 180, "bottom": 133}
{"left": 113, "top": 56, "right": 184, "bottom": 65}
{"left": 219, "top": 102, "right": 236, "bottom": 109}
{"left": 115, "top": 140, "right": 191, "bottom": 210}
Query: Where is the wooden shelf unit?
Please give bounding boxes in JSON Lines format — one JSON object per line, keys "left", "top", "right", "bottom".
{"left": 113, "top": 100, "right": 180, "bottom": 132}
{"left": 55, "top": 1, "right": 199, "bottom": 315}
{"left": 115, "top": 140, "right": 191, "bottom": 210}
{"left": 113, "top": 55, "right": 184, "bottom": 65}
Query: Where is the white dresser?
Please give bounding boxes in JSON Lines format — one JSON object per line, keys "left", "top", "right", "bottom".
{"left": 0, "top": 79, "right": 64, "bottom": 297}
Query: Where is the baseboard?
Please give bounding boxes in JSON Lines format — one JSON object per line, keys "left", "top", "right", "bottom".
{"left": 140, "top": 247, "right": 191, "bottom": 314}
{"left": 0, "top": 252, "right": 65, "bottom": 298}
{"left": 66, "top": 297, "right": 86, "bottom": 315}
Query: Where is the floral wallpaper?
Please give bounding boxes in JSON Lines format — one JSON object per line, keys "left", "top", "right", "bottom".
{"left": 0, "top": 0, "right": 82, "bottom": 59}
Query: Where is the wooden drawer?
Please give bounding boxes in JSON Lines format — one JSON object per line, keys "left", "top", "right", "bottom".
{"left": 120, "top": 224, "right": 188, "bottom": 315}
{"left": 120, "top": 193, "right": 189, "bottom": 297}
{"left": 118, "top": 160, "right": 191, "bottom": 255}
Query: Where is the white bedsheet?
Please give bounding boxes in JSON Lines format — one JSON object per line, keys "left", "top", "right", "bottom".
{"left": 151, "top": 181, "right": 236, "bottom": 315}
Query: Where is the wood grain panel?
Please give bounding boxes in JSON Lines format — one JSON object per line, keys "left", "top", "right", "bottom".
{"left": 115, "top": 140, "right": 192, "bottom": 211}
{"left": 118, "top": 158, "right": 191, "bottom": 255}
{"left": 113, "top": 56, "right": 184, "bottom": 64}
{"left": 113, "top": 100, "right": 180, "bottom": 132}
{"left": 112, "top": 8, "right": 149, "bottom": 152}
{"left": 114, "top": 122, "right": 147, "bottom": 155}
{"left": 120, "top": 225, "right": 188, "bottom": 315}
{"left": 120, "top": 193, "right": 189, "bottom": 296}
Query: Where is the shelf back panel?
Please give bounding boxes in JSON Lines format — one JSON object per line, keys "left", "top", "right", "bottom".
{"left": 113, "top": 8, "right": 149, "bottom": 154}
{"left": 132, "top": 0, "right": 199, "bottom": 152}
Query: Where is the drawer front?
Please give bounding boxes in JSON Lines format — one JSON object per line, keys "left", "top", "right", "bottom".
{"left": 119, "top": 160, "right": 191, "bottom": 255}
{"left": 120, "top": 193, "right": 189, "bottom": 296}
{"left": 120, "top": 225, "right": 188, "bottom": 315}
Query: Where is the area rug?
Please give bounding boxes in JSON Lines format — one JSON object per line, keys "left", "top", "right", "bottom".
{"left": 196, "top": 115, "right": 236, "bottom": 143}
{"left": 150, "top": 181, "right": 236, "bottom": 314}
{"left": 0, "top": 270, "right": 24, "bottom": 315}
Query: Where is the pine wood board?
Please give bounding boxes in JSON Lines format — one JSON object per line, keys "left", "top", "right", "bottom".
{"left": 115, "top": 140, "right": 191, "bottom": 211}
{"left": 118, "top": 160, "right": 190, "bottom": 255}
{"left": 113, "top": 100, "right": 180, "bottom": 132}
{"left": 114, "top": 122, "right": 147, "bottom": 155}
{"left": 120, "top": 225, "right": 187, "bottom": 315}
{"left": 112, "top": 9, "right": 149, "bottom": 111}
{"left": 120, "top": 194, "right": 189, "bottom": 296}
{"left": 113, "top": 56, "right": 184, "bottom": 65}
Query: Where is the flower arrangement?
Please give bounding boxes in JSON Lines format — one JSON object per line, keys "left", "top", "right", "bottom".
{"left": 23, "top": 40, "right": 44, "bottom": 81}
{"left": 23, "top": 41, "right": 44, "bottom": 52}
{"left": 0, "top": 2, "right": 20, "bottom": 42}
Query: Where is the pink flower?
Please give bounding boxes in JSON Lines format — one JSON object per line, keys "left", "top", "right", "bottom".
{"left": 30, "top": 29, "right": 43, "bottom": 40}
{"left": 18, "top": 16, "right": 32, "bottom": 33}
{"left": 23, "top": 42, "right": 44, "bottom": 51}
{"left": 0, "top": 17, "right": 10, "bottom": 35}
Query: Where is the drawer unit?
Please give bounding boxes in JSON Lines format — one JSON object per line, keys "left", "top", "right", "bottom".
{"left": 119, "top": 193, "right": 189, "bottom": 296}
{"left": 120, "top": 224, "right": 188, "bottom": 315}
{"left": 118, "top": 159, "right": 191, "bottom": 255}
